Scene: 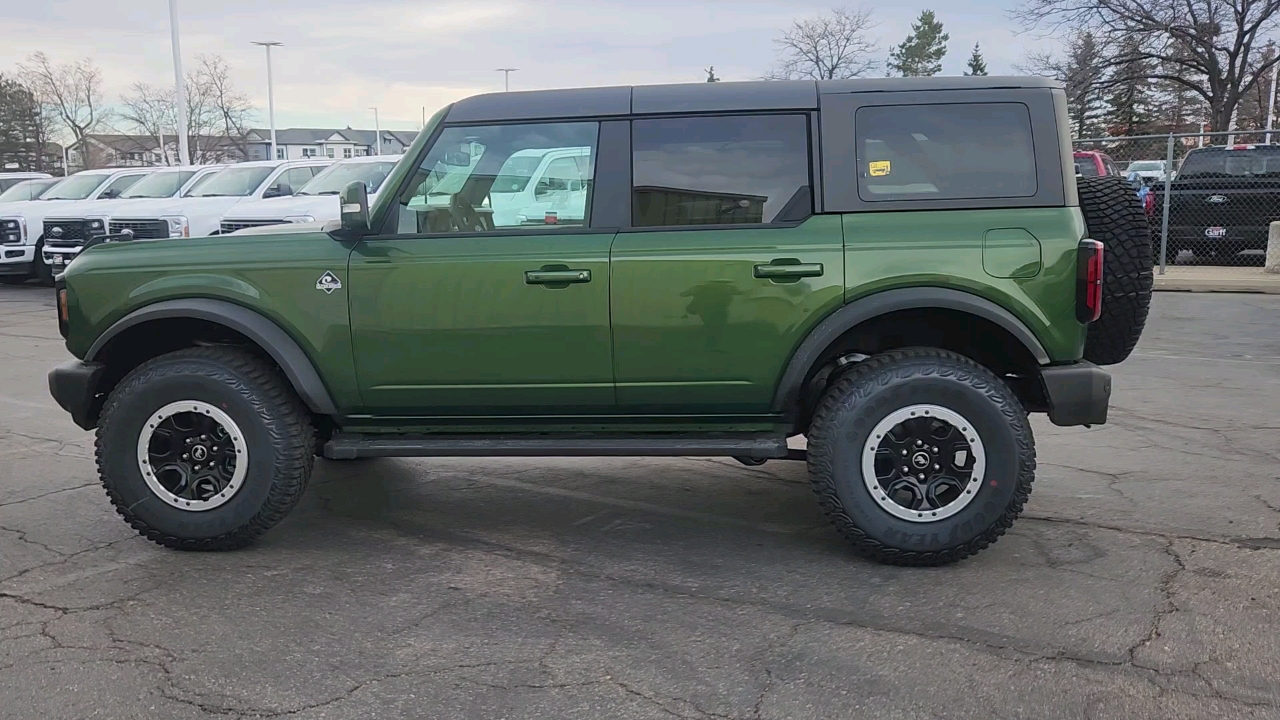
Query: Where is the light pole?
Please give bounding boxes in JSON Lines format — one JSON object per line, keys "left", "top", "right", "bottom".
{"left": 252, "top": 41, "right": 282, "bottom": 161}
{"left": 495, "top": 68, "right": 519, "bottom": 92}
{"left": 369, "top": 107, "right": 380, "bottom": 156}
{"left": 168, "top": 0, "right": 190, "bottom": 166}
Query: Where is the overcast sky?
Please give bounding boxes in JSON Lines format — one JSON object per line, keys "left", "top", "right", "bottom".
{"left": 0, "top": 1, "right": 1040, "bottom": 132}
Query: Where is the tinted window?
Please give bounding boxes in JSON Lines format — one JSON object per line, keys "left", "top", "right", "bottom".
{"left": 119, "top": 170, "right": 196, "bottom": 199}
{"left": 856, "top": 104, "right": 1037, "bottom": 201}
{"left": 188, "top": 167, "right": 274, "bottom": 197}
{"left": 631, "top": 115, "right": 810, "bottom": 227}
{"left": 297, "top": 161, "right": 397, "bottom": 196}
{"left": 393, "top": 121, "right": 598, "bottom": 235}
{"left": 1177, "top": 147, "right": 1280, "bottom": 178}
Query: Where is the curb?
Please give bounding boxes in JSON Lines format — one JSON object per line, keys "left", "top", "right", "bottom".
{"left": 1154, "top": 275, "right": 1280, "bottom": 294}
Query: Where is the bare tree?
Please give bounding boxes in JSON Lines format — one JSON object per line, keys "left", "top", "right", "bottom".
{"left": 1012, "top": 0, "right": 1280, "bottom": 132}
{"left": 765, "top": 6, "right": 880, "bottom": 80}
{"left": 18, "top": 52, "right": 106, "bottom": 167}
{"left": 116, "top": 54, "right": 255, "bottom": 165}
{"left": 1017, "top": 31, "right": 1108, "bottom": 137}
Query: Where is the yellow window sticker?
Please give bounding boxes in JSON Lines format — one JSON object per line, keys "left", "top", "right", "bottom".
{"left": 869, "top": 161, "right": 892, "bottom": 177}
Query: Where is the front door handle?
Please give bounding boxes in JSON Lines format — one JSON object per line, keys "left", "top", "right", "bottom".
{"left": 753, "top": 261, "right": 824, "bottom": 282}
{"left": 525, "top": 269, "right": 592, "bottom": 285}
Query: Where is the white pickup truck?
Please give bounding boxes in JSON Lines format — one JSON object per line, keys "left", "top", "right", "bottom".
{"left": 0, "top": 167, "right": 155, "bottom": 285}
{"left": 102, "top": 159, "right": 331, "bottom": 243}
{"left": 0, "top": 172, "right": 53, "bottom": 194}
{"left": 39, "top": 166, "right": 224, "bottom": 272}
{"left": 218, "top": 155, "right": 398, "bottom": 233}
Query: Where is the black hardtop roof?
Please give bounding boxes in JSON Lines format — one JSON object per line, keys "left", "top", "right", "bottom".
{"left": 445, "top": 76, "right": 1063, "bottom": 124}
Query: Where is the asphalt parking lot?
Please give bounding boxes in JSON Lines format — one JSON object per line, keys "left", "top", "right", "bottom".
{"left": 1, "top": 283, "right": 1278, "bottom": 720}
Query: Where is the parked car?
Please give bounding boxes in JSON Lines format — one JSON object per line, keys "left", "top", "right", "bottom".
{"left": 1074, "top": 150, "right": 1121, "bottom": 177}
{"left": 1151, "top": 143, "right": 1280, "bottom": 262}
{"left": 47, "top": 77, "right": 1153, "bottom": 567}
{"left": 39, "top": 166, "right": 226, "bottom": 271}
{"left": 0, "top": 171, "right": 53, "bottom": 194}
{"left": 0, "top": 167, "right": 154, "bottom": 284}
{"left": 219, "top": 155, "right": 398, "bottom": 234}
{"left": 1124, "top": 160, "right": 1170, "bottom": 183}
{"left": 102, "top": 160, "right": 331, "bottom": 242}
{"left": 0, "top": 177, "right": 61, "bottom": 205}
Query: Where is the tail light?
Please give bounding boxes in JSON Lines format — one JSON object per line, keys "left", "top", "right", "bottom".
{"left": 1076, "top": 239, "right": 1104, "bottom": 323}
{"left": 55, "top": 278, "right": 69, "bottom": 339}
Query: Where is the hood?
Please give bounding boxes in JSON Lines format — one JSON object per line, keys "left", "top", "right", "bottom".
{"left": 110, "top": 195, "right": 251, "bottom": 220}
{"left": 222, "top": 194, "right": 344, "bottom": 222}
{"left": 0, "top": 198, "right": 81, "bottom": 220}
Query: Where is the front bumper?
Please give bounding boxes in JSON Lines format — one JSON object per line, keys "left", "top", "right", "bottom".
{"left": 0, "top": 245, "right": 35, "bottom": 271}
{"left": 48, "top": 360, "right": 106, "bottom": 430}
{"left": 42, "top": 245, "right": 81, "bottom": 270}
{"left": 1041, "top": 362, "right": 1111, "bottom": 427}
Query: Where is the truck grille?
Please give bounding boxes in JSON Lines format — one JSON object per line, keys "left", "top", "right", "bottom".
{"left": 42, "top": 219, "right": 90, "bottom": 246}
{"left": 109, "top": 220, "right": 169, "bottom": 240}
{"left": 220, "top": 219, "right": 284, "bottom": 234}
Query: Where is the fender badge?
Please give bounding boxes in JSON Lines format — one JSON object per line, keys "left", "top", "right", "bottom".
{"left": 316, "top": 271, "right": 342, "bottom": 294}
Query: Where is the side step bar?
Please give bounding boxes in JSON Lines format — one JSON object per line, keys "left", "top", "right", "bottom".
{"left": 324, "top": 433, "right": 802, "bottom": 461}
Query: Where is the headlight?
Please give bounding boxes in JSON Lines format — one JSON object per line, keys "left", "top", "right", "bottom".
{"left": 162, "top": 216, "right": 189, "bottom": 238}
{"left": 0, "top": 217, "right": 26, "bottom": 244}
{"left": 86, "top": 217, "right": 107, "bottom": 235}
{"left": 284, "top": 215, "right": 315, "bottom": 223}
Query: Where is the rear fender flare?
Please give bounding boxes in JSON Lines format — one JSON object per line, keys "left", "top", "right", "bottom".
{"left": 86, "top": 298, "right": 338, "bottom": 416}
{"left": 771, "top": 287, "right": 1051, "bottom": 415}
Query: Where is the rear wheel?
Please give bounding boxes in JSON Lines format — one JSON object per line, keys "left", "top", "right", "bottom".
{"left": 1077, "top": 176, "right": 1153, "bottom": 365}
{"left": 96, "top": 346, "right": 314, "bottom": 550}
{"left": 806, "top": 348, "right": 1036, "bottom": 566}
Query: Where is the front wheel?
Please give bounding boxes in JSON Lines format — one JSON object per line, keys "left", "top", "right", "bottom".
{"left": 96, "top": 347, "right": 315, "bottom": 550}
{"left": 806, "top": 348, "right": 1036, "bottom": 566}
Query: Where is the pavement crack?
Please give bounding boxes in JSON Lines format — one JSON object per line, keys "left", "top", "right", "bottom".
{"left": 1127, "top": 540, "right": 1186, "bottom": 664}
{"left": 0, "top": 482, "right": 98, "bottom": 509}
{"left": 1021, "top": 514, "right": 1280, "bottom": 552}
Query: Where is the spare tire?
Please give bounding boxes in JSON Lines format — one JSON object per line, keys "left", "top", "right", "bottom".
{"left": 1077, "top": 176, "right": 1153, "bottom": 365}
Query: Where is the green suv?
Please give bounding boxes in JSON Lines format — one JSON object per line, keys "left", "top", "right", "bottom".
{"left": 47, "top": 77, "right": 1152, "bottom": 566}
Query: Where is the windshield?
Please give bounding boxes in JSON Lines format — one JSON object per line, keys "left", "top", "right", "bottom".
{"left": 40, "top": 173, "right": 110, "bottom": 200}
{"left": 0, "top": 179, "right": 57, "bottom": 203}
{"left": 1127, "top": 161, "right": 1164, "bottom": 172}
{"left": 297, "top": 161, "right": 397, "bottom": 196}
{"left": 491, "top": 155, "right": 545, "bottom": 193}
{"left": 186, "top": 166, "right": 275, "bottom": 197}
{"left": 1177, "top": 147, "right": 1280, "bottom": 178}
{"left": 119, "top": 170, "right": 197, "bottom": 199}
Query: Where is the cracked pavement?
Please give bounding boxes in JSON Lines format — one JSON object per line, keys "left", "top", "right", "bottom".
{"left": 2, "top": 283, "right": 1279, "bottom": 719}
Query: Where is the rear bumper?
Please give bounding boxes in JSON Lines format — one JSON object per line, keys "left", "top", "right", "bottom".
{"left": 48, "top": 360, "right": 106, "bottom": 430}
{"left": 1040, "top": 362, "right": 1111, "bottom": 427}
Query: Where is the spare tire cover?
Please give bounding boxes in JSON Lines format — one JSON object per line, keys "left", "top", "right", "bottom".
{"left": 1077, "top": 176, "right": 1154, "bottom": 366}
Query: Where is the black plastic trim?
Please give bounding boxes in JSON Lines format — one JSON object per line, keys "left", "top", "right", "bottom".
{"left": 325, "top": 432, "right": 790, "bottom": 460}
{"left": 85, "top": 298, "right": 339, "bottom": 416}
{"left": 48, "top": 360, "right": 106, "bottom": 430}
{"left": 446, "top": 86, "right": 632, "bottom": 123}
{"left": 1040, "top": 361, "right": 1110, "bottom": 427}
{"left": 771, "top": 287, "right": 1053, "bottom": 415}
{"left": 591, "top": 120, "right": 631, "bottom": 230}
{"left": 631, "top": 81, "right": 817, "bottom": 114}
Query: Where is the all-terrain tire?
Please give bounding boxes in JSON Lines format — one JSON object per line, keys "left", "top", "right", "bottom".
{"left": 1077, "top": 176, "right": 1153, "bottom": 365}
{"left": 806, "top": 348, "right": 1036, "bottom": 567}
{"left": 96, "top": 346, "right": 314, "bottom": 550}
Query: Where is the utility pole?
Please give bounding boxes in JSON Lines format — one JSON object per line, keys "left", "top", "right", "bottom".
{"left": 369, "top": 107, "right": 380, "bottom": 156}
{"left": 168, "top": 0, "right": 190, "bottom": 166}
{"left": 495, "top": 68, "right": 519, "bottom": 92}
{"left": 252, "top": 41, "right": 282, "bottom": 161}
{"left": 1268, "top": 60, "right": 1279, "bottom": 145}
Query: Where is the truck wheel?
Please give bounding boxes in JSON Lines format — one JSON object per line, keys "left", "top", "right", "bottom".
{"left": 33, "top": 239, "right": 54, "bottom": 286}
{"left": 806, "top": 348, "right": 1036, "bottom": 566}
{"left": 1077, "top": 176, "right": 1153, "bottom": 365}
{"left": 95, "top": 346, "right": 314, "bottom": 550}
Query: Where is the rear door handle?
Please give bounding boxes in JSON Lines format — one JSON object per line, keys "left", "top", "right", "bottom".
{"left": 753, "top": 261, "right": 824, "bottom": 281}
{"left": 525, "top": 269, "right": 592, "bottom": 285}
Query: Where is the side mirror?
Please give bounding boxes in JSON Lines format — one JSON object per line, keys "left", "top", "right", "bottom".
{"left": 262, "top": 187, "right": 281, "bottom": 199}
{"left": 100, "top": 189, "right": 120, "bottom": 199}
{"left": 339, "top": 181, "right": 370, "bottom": 236}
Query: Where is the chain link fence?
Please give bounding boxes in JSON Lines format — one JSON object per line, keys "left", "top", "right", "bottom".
{"left": 1074, "top": 130, "right": 1280, "bottom": 271}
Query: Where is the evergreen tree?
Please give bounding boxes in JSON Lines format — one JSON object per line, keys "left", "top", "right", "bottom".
{"left": 1104, "top": 45, "right": 1155, "bottom": 137}
{"left": 887, "top": 10, "right": 949, "bottom": 77}
{"left": 1063, "top": 32, "right": 1107, "bottom": 138}
{"left": 0, "top": 74, "right": 45, "bottom": 171}
{"left": 964, "top": 43, "right": 988, "bottom": 76}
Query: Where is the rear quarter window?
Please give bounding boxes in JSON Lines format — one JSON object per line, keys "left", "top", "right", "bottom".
{"left": 855, "top": 103, "right": 1038, "bottom": 202}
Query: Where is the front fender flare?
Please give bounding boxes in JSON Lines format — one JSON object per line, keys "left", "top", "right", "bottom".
{"left": 86, "top": 298, "right": 339, "bottom": 416}
{"left": 770, "top": 287, "right": 1051, "bottom": 415}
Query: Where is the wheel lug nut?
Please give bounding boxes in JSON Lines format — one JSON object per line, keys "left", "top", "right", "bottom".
{"left": 901, "top": 450, "right": 908, "bottom": 456}
{"left": 902, "top": 466, "right": 910, "bottom": 472}
{"left": 918, "top": 473, "right": 925, "bottom": 480}
{"left": 182, "top": 453, "right": 189, "bottom": 459}
{"left": 915, "top": 440, "right": 923, "bottom": 447}
{"left": 934, "top": 464, "right": 940, "bottom": 470}
{"left": 932, "top": 446, "right": 938, "bottom": 453}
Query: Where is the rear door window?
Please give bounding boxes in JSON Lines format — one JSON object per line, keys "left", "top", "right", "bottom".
{"left": 855, "top": 103, "right": 1037, "bottom": 202}
{"left": 631, "top": 115, "right": 812, "bottom": 227}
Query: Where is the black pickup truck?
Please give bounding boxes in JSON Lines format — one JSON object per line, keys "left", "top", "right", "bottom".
{"left": 1153, "top": 144, "right": 1280, "bottom": 262}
